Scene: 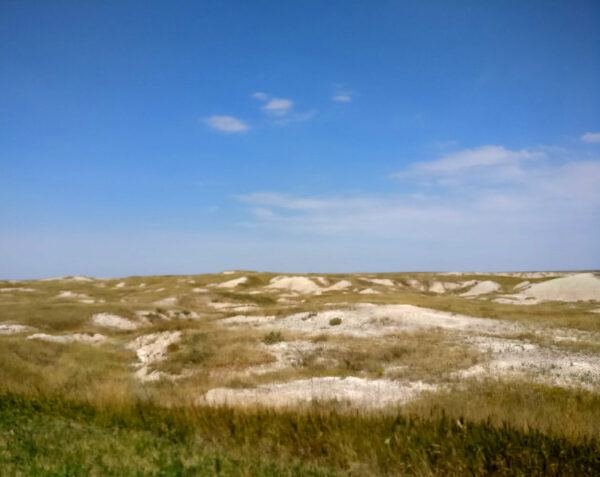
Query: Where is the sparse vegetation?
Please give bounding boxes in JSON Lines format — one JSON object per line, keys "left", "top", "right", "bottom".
{"left": 263, "top": 331, "right": 284, "bottom": 344}
{"left": 1, "top": 271, "right": 599, "bottom": 474}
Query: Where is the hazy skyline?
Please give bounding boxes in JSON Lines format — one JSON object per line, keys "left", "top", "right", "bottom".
{"left": 1, "top": 1, "right": 599, "bottom": 279}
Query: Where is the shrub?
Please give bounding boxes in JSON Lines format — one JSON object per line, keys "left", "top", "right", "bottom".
{"left": 329, "top": 317, "right": 342, "bottom": 326}
{"left": 263, "top": 331, "right": 284, "bottom": 344}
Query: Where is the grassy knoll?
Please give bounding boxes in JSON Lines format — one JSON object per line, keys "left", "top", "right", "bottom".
{"left": 1, "top": 391, "right": 599, "bottom": 476}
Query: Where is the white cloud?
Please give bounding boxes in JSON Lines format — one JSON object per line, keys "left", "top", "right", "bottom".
{"left": 332, "top": 95, "right": 352, "bottom": 102}
{"left": 236, "top": 146, "right": 600, "bottom": 269}
{"left": 392, "top": 145, "right": 548, "bottom": 187}
{"left": 273, "top": 110, "right": 316, "bottom": 125}
{"left": 582, "top": 132, "right": 600, "bottom": 143}
{"left": 204, "top": 115, "right": 249, "bottom": 133}
{"left": 262, "top": 98, "right": 293, "bottom": 116}
{"left": 239, "top": 159, "right": 600, "bottom": 234}
{"left": 409, "top": 145, "right": 543, "bottom": 174}
{"left": 251, "top": 92, "right": 313, "bottom": 124}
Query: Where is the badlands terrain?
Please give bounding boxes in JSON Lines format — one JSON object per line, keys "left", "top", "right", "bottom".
{"left": 2, "top": 270, "right": 600, "bottom": 475}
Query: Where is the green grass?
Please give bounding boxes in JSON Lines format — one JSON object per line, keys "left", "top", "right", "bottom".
{"left": 406, "top": 379, "right": 600, "bottom": 438}
{"left": 1, "top": 391, "right": 599, "bottom": 476}
{"left": 263, "top": 331, "right": 284, "bottom": 344}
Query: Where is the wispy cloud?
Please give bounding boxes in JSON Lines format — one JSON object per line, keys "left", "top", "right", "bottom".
{"left": 332, "top": 85, "right": 353, "bottom": 102}
{"left": 407, "top": 145, "right": 543, "bottom": 174}
{"left": 262, "top": 98, "right": 293, "bottom": 116}
{"left": 273, "top": 110, "right": 316, "bottom": 125}
{"left": 392, "top": 145, "right": 547, "bottom": 186}
{"left": 332, "top": 94, "right": 352, "bottom": 102}
{"left": 252, "top": 91, "right": 314, "bottom": 123}
{"left": 204, "top": 115, "right": 249, "bottom": 133}
{"left": 582, "top": 132, "right": 600, "bottom": 143}
{"left": 235, "top": 144, "right": 600, "bottom": 268}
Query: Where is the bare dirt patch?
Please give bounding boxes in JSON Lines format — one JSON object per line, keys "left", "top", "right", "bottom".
{"left": 27, "top": 333, "right": 106, "bottom": 345}
{"left": 457, "top": 336, "right": 600, "bottom": 389}
{"left": 220, "top": 304, "right": 519, "bottom": 337}
{"left": 265, "top": 276, "right": 323, "bottom": 294}
{"left": 0, "top": 323, "right": 34, "bottom": 335}
{"left": 126, "top": 331, "right": 182, "bottom": 382}
{"left": 202, "top": 376, "right": 436, "bottom": 409}
{"left": 153, "top": 297, "right": 178, "bottom": 306}
{"left": 522, "top": 273, "right": 600, "bottom": 302}
{"left": 215, "top": 276, "right": 248, "bottom": 288}
{"left": 460, "top": 281, "right": 501, "bottom": 297}
{"left": 92, "top": 313, "right": 140, "bottom": 330}
{"left": 323, "top": 280, "right": 352, "bottom": 292}
{"left": 56, "top": 291, "right": 91, "bottom": 300}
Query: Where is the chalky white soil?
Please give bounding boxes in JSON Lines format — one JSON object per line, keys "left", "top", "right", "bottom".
{"left": 495, "top": 273, "right": 600, "bottom": 305}
{"left": 126, "top": 331, "right": 182, "bottom": 382}
{"left": 92, "top": 313, "right": 140, "bottom": 330}
{"left": 460, "top": 281, "right": 501, "bottom": 297}
{"left": 222, "top": 303, "right": 519, "bottom": 337}
{"left": 522, "top": 273, "right": 600, "bottom": 302}
{"left": 153, "top": 297, "right": 178, "bottom": 306}
{"left": 456, "top": 336, "right": 600, "bottom": 389}
{"left": 56, "top": 291, "right": 90, "bottom": 300}
{"left": 203, "top": 377, "right": 436, "bottom": 409}
{"left": 264, "top": 276, "right": 323, "bottom": 294}
{"left": 215, "top": 276, "right": 248, "bottom": 288}
{"left": 27, "top": 333, "right": 106, "bottom": 344}
{"left": 323, "top": 280, "right": 352, "bottom": 292}
{"left": 0, "top": 323, "right": 33, "bottom": 335}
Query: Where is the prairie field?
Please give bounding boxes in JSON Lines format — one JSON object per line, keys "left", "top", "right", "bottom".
{"left": 1, "top": 271, "right": 600, "bottom": 475}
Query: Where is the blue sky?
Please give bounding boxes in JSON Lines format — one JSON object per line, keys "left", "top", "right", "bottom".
{"left": 1, "top": 1, "right": 599, "bottom": 278}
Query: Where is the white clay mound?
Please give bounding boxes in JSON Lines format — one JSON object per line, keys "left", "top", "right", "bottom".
{"left": 127, "top": 331, "right": 181, "bottom": 365}
{"left": 222, "top": 303, "right": 519, "bottom": 337}
{"left": 28, "top": 333, "right": 106, "bottom": 344}
{"left": 153, "top": 297, "right": 178, "bottom": 306}
{"left": 406, "top": 279, "right": 425, "bottom": 291}
{"left": 92, "top": 313, "right": 140, "bottom": 330}
{"left": 216, "top": 276, "right": 248, "bottom": 288}
{"left": 522, "top": 273, "right": 600, "bottom": 302}
{"left": 0, "top": 323, "right": 33, "bottom": 335}
{"left": 323, "top": 280, "right": 352, "bottom": 291}
{"left": 203, "top": 377, "right": 436, "bottom": 409}
{"left": 513, "top": 281, "right": 530, "bottom": 290}
{"left": 56, "top": 291, "right": 90, "bottom": 300}
{"left": 264, "top": 276, "right": 322, "bottom": 294}
{"left": 461, "top": 281, "right": 501, "bottom": 297}
{"left": 126, "top": 331, "right": 181, "bottom": 382}
{"left": 429, "top": 281, "right": 446, "bottom": 293}
{"left": 359, "top": 288, "right": 380, "bottom": 294}
{"left": 368, "top": 278, "right": 395, "bottom": 287}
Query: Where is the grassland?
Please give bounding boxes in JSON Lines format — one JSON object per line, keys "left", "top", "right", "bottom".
{"left": 1, "top": 271, "right": 599, "bottom": 474}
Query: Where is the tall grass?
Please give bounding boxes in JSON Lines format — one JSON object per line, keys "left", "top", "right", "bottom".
{"left": 1, "top": 391, "right": 599, "bottom": 476}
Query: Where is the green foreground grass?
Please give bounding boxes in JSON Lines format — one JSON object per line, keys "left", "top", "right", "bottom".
{"left": 1, "top": 391, "right": 599, "bottom": 476}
